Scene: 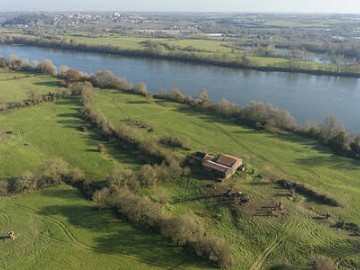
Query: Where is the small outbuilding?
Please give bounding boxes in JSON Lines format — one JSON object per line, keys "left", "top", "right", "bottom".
{"left": 199, "top": 153, "right": 243, "bottom": 181}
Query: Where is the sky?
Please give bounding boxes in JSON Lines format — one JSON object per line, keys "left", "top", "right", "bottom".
{"left": 1, "top": 0, "right": 360, "bottom": 13}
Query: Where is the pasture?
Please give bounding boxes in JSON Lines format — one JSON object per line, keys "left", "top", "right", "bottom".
{"left": 0, "top": 185, "right": 207, "bottom": 269}
{"left": 0, "top": 72, "right": 59, "bottom": 103}
{"left": 92, "top": 89, "right": 360, "bottom": 269}
{"left": 0, "top": 74, "right": 208, "bottom": 269}
{"left": 0, "top": 73, "right": 359, "bottom": 269}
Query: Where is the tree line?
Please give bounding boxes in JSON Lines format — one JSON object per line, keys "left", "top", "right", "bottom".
{"left": 69, "top": 81, "right": 234, "bottom": 268}
{"left": 93, "top": 186, "right": 233, "bottom": 269}
{"left": 3, "top": 35, "right": 360, "bottom": 77}
{"left": 0, "top": 158, "right": 87, "bottom": 197}
{"left": 2, "top": 55, "right": 359, "bottom": 161}
{"left": 58, "top": 67, "right": 360, "bottom": 160}
{"left": 151, "top": 88, "right": 360, "bottom": 160}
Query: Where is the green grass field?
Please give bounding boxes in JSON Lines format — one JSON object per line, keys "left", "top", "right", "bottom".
{"left": 92, "top": 89, "right": 360, "bottom": 269}
{"left": 62, "top": 34, "right": 292, "bottom": 66}
{"left": 0, "top": 185, "right": 208, "bottom": 270}
{"left": 0, "top": 74, "right": 211, "bottom": 269}
{"left": 0, "top": 72, "right": 60, "bottom": 103}
{"left": 1, "top": 74, "right": 359, "bottom": 269}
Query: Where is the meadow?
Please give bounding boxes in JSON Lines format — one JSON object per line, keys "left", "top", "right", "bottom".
{"left": 0, "top": 185, "right": 207, "bottom": 270}
{"left": 0, "top": 73, "right": 359, "bottom": 269}
{"left": 0, "top": 71, "right": 59, "bottom": 103}
{"left": 0, "top": 74, "right": 210, "bottom": 269}
{"left": 92, "top": 89, "right": 360, "bottom": 269}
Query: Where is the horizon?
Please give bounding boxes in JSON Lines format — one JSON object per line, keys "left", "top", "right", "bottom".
{"left": 1, "top": 0, "right": 360, "bottom": 14}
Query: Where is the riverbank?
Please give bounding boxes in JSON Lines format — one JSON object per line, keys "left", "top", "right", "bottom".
{"left": 1, "top": 42, "right": 360, "bottom": 133}
{"left": 2, "top": 33, "right": 360, "bottom": 78}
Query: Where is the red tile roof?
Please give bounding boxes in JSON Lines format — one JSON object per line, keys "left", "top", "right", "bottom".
{"left": 216, "top": 155, "right": 241, "bottom": 167}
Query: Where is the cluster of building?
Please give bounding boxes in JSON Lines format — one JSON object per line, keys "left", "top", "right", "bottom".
{"left": 194, "top": 152, "right": 243, "bottom": 181}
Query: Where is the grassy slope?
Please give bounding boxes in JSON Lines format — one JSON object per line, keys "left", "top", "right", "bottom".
{"left": 0, "top": 99, "right": 128, "bottom": 180}
{"left": 0, "top": 75, "right": 209, "bottom": 270}
{"left": 0, "top": 72, "right": 60, "bottom": 103}
{"left": 0, "top": 185, "right": 208, "bottom": 270}
{"left": 93, "top": 89, "right": 360, "bottom": 269}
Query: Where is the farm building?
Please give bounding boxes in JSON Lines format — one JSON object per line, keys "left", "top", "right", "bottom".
{"left": 200, "top": 153, "right": 243, "bottom": 180}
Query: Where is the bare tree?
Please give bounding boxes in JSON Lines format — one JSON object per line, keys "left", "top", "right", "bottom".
{"left": 37, "top": 60, "right": 57, "bottom": 75}
{"left": 320, "top": 116, "right": 345, "bottom": 143}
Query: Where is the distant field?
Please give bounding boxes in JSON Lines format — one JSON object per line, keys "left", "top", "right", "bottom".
{"left": 263, "top": 20, "right": 330, "bottom": 28}
{"left": 61, "top": 34, "right": 290, "bottom": 66}
{"left": 92, "top": 89, "right": 360, "bottom": 269}
{"left": 5, "top": 32, "right": 345, "bottom": 74}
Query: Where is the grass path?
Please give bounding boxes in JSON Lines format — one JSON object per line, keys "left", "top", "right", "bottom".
{"left": 214, "top": 122, "right": 289, "bottom": 179}
{"left": 250, "top": 216, "right": 304, "bottom": 270}
{"left": 0, "top": 186, "right": 209, "bottom": 270}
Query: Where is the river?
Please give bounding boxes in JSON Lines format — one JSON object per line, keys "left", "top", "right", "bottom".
{"left": 1, "top": 44, "right": 359, "bottom": 133}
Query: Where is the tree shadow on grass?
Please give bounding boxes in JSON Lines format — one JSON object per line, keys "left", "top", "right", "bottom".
{"left": 54, "top": 99, "right": 79, "bottom": 107}
{"left": 293, "top": 155, "right": 360, "bottom": 171}
{"left": 171, "top": 105, "right": 345, "bottom": 157}
{"left": 315, "top": 238, "right": 360, "bottom": 262}
{"left": 54, "top": 99, "right": 143, "bottom": 167}
{"left": 37, "top": 189, "right": 212, "bottom": 269}
{"left": 33, "top": 81, "right": 60, "bottom": 87}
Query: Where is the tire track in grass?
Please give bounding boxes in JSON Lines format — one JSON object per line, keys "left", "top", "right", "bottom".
{"left": 0, "top": 209, "right": 11, "bottom": 230}
{"left": 250, "top": 219, "right": 303, "bottom": 270}
{"left": 14, "top": 203, "right": 172, "bottom": 268}
{"left": 214, "top": 123, "right": 288, "bottom": 178}
{"left": 15, "top": 204, "right": 94, "bottom": 252}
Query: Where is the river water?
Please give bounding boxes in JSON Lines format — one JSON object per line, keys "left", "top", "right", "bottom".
{"left": 1, "top": 44, "right": 359, "bottom": 132}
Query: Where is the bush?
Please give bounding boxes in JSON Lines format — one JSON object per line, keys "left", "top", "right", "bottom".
{"left": 37, "top": 157, "right": 70, "bottom": 187}
{"left": 90, "top": 70, "right": 132, "bottom": 90}
{"left": 310, "top": 256, "right": 337, "bottom": 270}
{"left": 160, "top": 216, "right": 203, "bottom": 246}
{"left": 0, "top": 180, "right": 9, "bottom": 197}
{"left": 93, "top": 186, "right": 233, "bottom": 268}
{"left": 160, "top": 135, "right": 187, "bottom": 149}
{"left": 276, "top": 180, "right": 341, "bottom": 207}
{"left": 37, "top": 59, "right": 57, "bottom": 76}
{"left": 194, "top": 235, "right": 234, "bottom": 269}
{"left": 97, "top": 143, "right": 105, "bottom": 153}
{"left": 134, "top": 82, "right": 148, "bottom": 96}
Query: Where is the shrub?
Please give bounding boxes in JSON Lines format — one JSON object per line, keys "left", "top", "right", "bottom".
{"left": 310, "top": 256, "right": 337, "bottom": 270}
{"left": 97, "top": 143, "right": 105, "bottom": 153}
{"left": 90, "top": 70, "right": 132, "bottom": 90}
{"left": 194, "top": 235, "right": 234, "bottom": 269}
{"left": 93, "top": 186, "right": 233, "bottom": 268}
{"left": 0, "top": 180, "right": 9, "bottom": 196}
{"left": 37, "top": 59, "right": 57, "bottom": 76}
{"left": 276, "top": 180, "right": 341, "bottom": 207}
{"left": 160, "top": 135, "right": 186, "bottom": 148}
{"left": 134, "top": 82, "right": 148, "bottom": 96}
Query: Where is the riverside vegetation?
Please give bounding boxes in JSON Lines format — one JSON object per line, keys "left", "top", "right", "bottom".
{"left": 0, "top": 57, "right": 359, "bottom": 269}
{"left": 3, "top": 33, "right": 360, "bottom": 77}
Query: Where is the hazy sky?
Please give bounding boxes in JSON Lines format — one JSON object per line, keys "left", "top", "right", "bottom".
{"left": 1, "top": 0, "right": 360, "bottom": 13}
